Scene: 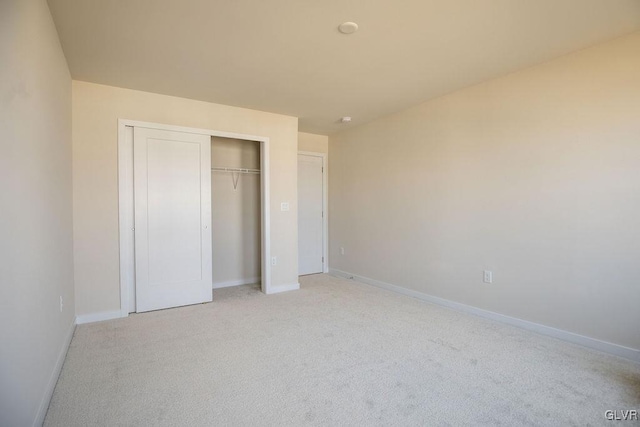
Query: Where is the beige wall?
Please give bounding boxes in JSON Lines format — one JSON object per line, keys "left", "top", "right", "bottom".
{"left": 73, "top": 81, "right": 298, "bottom": 316}
{"left": 0, "top": 1, "right": 75, "bottom": 425}
{"left": 299, "top": 132, "right": 329, "bottom": 154}
{"left": 329, "top": 32, "right": 640, "bottom": 350}
{"left": 212, "top": 138, "right": 261, "bottom": 286}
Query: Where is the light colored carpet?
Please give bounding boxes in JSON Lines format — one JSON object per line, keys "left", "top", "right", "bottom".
{"left": 45, "top": 274, "right": 639, "bottom": 426}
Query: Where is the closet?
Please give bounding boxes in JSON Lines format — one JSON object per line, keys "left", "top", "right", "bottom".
{"left": 211, "top": 137, "right": 262, "bottom": 289}
{"left": 119, "top": 121, "right": 268, "bottom": 315}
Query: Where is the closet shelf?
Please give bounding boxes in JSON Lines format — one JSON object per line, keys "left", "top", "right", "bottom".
{"left": 211, "top": 167, "right": 260, "bottom": 174}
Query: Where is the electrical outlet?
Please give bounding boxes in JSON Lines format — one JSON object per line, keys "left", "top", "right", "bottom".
{"left": 280, "top": 202, "right": 289, "bottom": 211}
{"left": 483, "top": 270, "right": 493, "bottom": 284}
{"left": 340, "top": 247, "right": 345, "bottom": 255}
{"left": 271, "top": 256, "right": 277, "bottom": 266}
{"left": 59, "top": 296, "right": 63, "bottom": 313}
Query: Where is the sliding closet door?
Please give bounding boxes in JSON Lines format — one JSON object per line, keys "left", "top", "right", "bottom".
{"left": 134, "top": 127, "right": 212, "bottom": 312}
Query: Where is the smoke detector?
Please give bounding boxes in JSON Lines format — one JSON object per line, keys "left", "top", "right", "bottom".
{"left": 338, "top": 22, "right": 359, "bottom": 34}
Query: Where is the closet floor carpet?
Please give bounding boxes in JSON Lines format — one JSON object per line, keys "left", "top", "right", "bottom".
{"left": 45, "top": 274, "right": 639, "bottom": 426}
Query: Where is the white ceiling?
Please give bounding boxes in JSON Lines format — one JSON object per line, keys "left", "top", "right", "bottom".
{"left": 48, "top": 0, "right": 640, "bottom": 135}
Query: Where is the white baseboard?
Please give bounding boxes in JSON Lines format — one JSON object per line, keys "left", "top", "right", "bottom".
{"left": 76, "top": 310, "right": 123, "bottom": 325}
{"left": 267, "top": 282, "right": 300, "bottom": 294}
{"left": 213, "top": 277, "right": 261, "bottom": 289}
{"left": 34, "top": 317, "right": 76, "bottom": 427}
{"left": 329, "top": 268, "right": 640, "bottom": 363}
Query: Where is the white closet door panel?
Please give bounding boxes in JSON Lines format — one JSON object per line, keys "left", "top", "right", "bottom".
{"left": 298, "top": 154, "right": 323, "bottom": 275}
{"left": 134, "top": 127, "right": 212, "bottom": 312}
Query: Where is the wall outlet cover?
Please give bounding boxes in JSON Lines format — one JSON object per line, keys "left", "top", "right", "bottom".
{"left": 483, "top": 270, "right": 493, "bottom": 284}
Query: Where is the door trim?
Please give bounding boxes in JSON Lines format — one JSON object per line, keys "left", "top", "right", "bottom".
{"left": 118, "top": 119, "right": 271, "bottom": 317}
{"left": 298, "top": 151, "right": 328, "bottom": 274}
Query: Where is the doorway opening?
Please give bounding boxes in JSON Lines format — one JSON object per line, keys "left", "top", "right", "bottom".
{"left": 211, "top": 137, "right": 261, "bottom": 290}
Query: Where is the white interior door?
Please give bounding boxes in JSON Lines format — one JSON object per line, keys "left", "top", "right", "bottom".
{"left": 134, "top": 127, "right": 212, "bottom": 312}
{"left": 298, "top": 154, "right": 324, "bottom": 275}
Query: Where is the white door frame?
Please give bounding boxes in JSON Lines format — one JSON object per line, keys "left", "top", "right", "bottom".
{"left": 298, "top": 151, "right": 328, "bottom": 274}
{"left": 118, "top": 119, "right": 271, "bottom": 317}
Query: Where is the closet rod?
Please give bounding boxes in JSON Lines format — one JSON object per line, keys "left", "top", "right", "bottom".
{"left": 211, "top": 167, "right": 260, "bottom": 174}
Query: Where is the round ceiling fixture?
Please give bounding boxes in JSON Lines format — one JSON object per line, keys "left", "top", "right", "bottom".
{"left": 338, "top": 22, "right": 359, "bottom": 34}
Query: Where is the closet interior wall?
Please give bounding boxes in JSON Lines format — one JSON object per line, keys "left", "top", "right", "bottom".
{"left": 211, "top": 137, "right": 261, "bottom": 288}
